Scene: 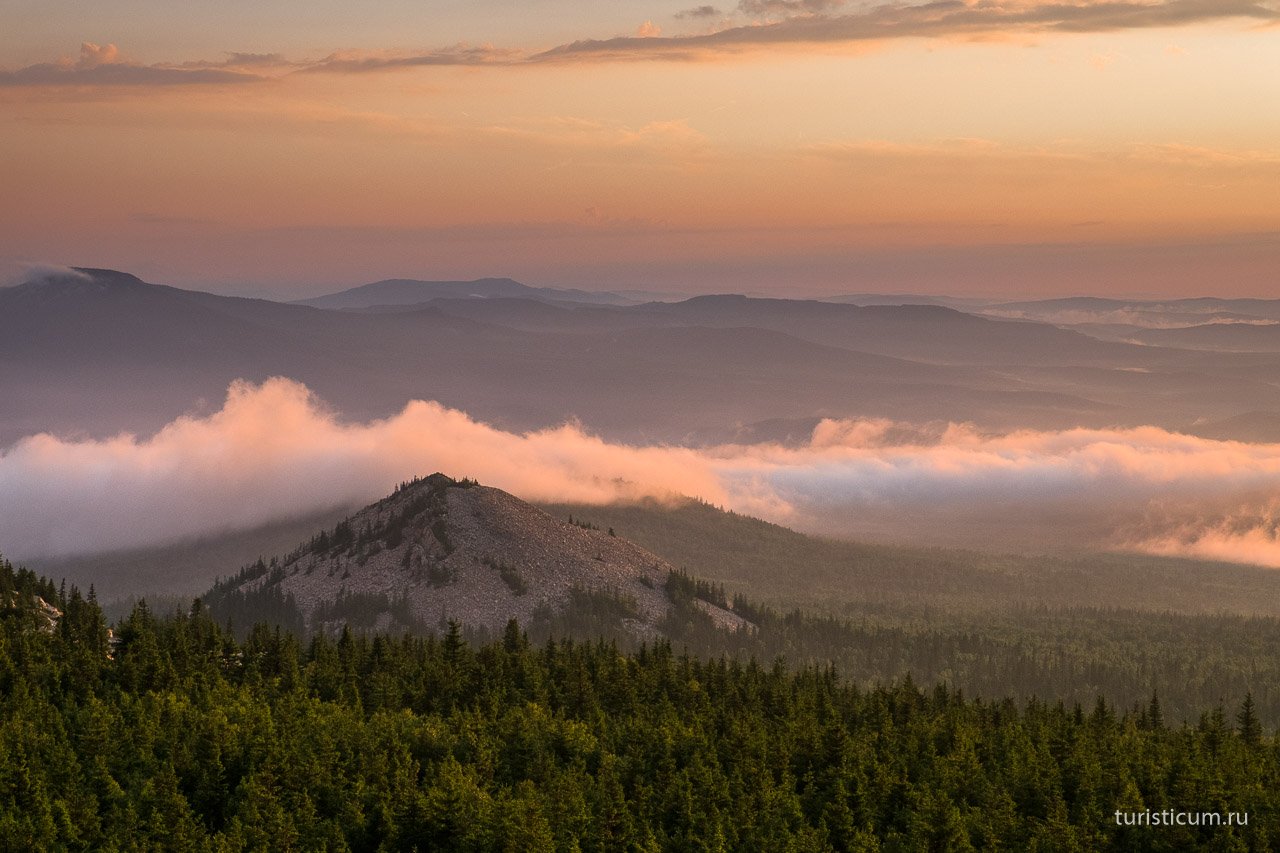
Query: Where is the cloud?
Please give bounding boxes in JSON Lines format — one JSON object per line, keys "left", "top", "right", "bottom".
{"left": 676, "top": 5, "right": 723, "bottom": 18}
{"left": 75, "top": 42, "right": 119, "bottom": 69}
{"left": 535, "top": 0, "right": 1280, "bottom": 60}
{"left": 1142, "top": 526, "right": 1280, "bottom": 565}
{"left": 1121, "top": 499, "right": 1280, "bottom": 565}
{"left": 2, "top": 263, "right": 92, "bottom": 288}
{"left": 11, "top": 0, "right": 1272, "bottom": 91}
{"left": 301, "top": 45, "right": 520, "bottom": 73}
{"left": 0, "top": 42, "right": 264, "bottom": 87}
{"left": 179, "top": 52, "right": 297, "bottom": 71}
{"left": 0, "top": 379, "right": 722, "bottom": 556}
{"left": 738, "top": 0, "right": 846, "bottom": 15}
{"left": 7, "top": 378, "right": 1280, "bottom": 567}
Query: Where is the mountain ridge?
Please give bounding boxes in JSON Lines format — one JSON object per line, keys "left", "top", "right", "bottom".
{"left": 12, "top": 266, "right": 1280, "bottom": 449}
{"left": 204, "top": 473, "right": 746, "bottom": 638}
{"left": 293, "top": 277, "right": 639, "bottom": 309}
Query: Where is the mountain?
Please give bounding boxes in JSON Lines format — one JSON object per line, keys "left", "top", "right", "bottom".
{"left": 203, "top": 474, "right": 746, "bottom": 637}
{"left": 19, "top": 496, "right": 1280, "bottom": 730}
{"left": 1119, "top": 322, "right": 1280, "bottom": 352}
{"left": 26, "top": 506, "right": 357, "bottom": 601}
{"left": 0, "top": 267, "right": 1119, "bottom": 446}
{"left": 816, "top": 292, "right": 989, "bottom": 309}
{"left": 633, "top": 295, "right": 1161, "bottom": 366}
{"left": 0, "top": 266, "right": 508, "bottom": 443}
{"left": 294, "top": 277, "right": 638, "bottom": 310}
{"left": 12, "top": 267, "right": 1280, "bottom": 447}
{"left": 43, "top": 470, "right": 1280, "bottom": 624}
{"left": 424, "top": 292, "right": 1152, "bottom": 366}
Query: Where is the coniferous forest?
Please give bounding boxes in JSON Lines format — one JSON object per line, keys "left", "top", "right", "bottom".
{"left": 2, "top": 557, "right": 1277, "bottom": 851}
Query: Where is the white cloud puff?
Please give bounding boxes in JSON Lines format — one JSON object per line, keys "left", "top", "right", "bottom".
{"left": 5, "top": 377, "right": 1280, "bottom": 566}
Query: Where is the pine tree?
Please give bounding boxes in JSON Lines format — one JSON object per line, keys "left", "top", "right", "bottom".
{"left": 1237, "top": 693, "right": 1263, "bottom": 748}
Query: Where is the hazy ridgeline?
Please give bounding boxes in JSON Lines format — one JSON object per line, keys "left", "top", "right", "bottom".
{"left": 10, "top": 270, "right": 1280, "bottom": 452}
{"left": 12, "top": 271, "right": 1280, "bottom": 570}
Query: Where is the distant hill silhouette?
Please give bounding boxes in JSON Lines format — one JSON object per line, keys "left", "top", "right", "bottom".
{"left": 295, "top": 276, "right": 637, "bottom": 309}
{"left": 8, "top": 267, "right": 1280, "bottom": 447}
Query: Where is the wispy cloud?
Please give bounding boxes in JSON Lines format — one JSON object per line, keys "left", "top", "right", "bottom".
{"left": 0, "top": 41, "right": 516, "bottom": 91}
{"left": 179, "top": 52, "right": 298, "bottom": 71}
{"left": 738, "top": 0, "right": 847, "bottom": 15}
{"left": 8, "top": 0, "right": 1275, "bottom": 88}
{"left": 536, "top": 0, "right": 1280, "bottom": 60}
{"left": 0, "top": 42, "right": 263, "bottom": 87}
{"left": 300, "top": 45, "right": 520, "bottom": 73}
{"left": 2, "top": 263, "right": 90, "bottom": 287}
{"left": 1127, "top": 501, "right": 1280, "bottom": 566}
{"left": 677, "top": 5, "right": 724, "bottom": 18}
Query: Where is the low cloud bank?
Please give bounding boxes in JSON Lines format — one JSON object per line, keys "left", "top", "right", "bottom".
{"left": 981, "top": 307, "right": 1280, "bottom": 329}
{"left": 4, "top": 377, "right": 1280, "bottom": 566}
{"left": 1120, "top": 499, "right": 1280, "bottom": 567}
{"left": 0, "top": 379, "right": 722, "bottom": 556}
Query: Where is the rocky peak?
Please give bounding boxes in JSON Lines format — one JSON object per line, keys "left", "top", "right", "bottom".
{"left": 206, "top": 474, "right": 749, "bottom": 639}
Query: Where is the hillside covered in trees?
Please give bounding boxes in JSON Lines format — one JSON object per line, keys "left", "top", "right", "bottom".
{"left": 196, "top": 478, "right": 1280, "bottom": 728}
{"left": 1, "top": 556, "right": 1277, "bottom": 851}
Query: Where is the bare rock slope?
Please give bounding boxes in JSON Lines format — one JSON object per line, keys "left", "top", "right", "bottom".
{"left": 208, "top": 474, "right": 741, "bottom": 637}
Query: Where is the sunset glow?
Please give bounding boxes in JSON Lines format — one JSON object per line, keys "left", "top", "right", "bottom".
{"left": 3, "top": 1, "right": 1278, "bottom": 295}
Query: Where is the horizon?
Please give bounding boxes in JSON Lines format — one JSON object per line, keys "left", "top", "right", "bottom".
{"left": 4, "top": 260, "right": 1280, "bottom": 303}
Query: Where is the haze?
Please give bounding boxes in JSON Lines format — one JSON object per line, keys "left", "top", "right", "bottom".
{"left": 7, "top": 266, "right": 1280, "bottom": 572}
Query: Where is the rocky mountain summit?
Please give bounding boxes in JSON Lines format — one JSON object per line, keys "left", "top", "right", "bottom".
{"left": 205, "top": 474, "right": 749, "bottom": 638}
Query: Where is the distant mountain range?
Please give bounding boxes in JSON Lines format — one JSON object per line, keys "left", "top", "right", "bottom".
{"left": 7, "top": 267, "right": 1280, "bottom": 449}
{"left": 293, "top": 277, "right": 644, "bottom": 309}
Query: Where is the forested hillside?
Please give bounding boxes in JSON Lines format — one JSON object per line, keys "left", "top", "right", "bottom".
{"left": 538, "top": 498, "right": 1280, "bottom": 617}
{"left": 1, "top": 557, "right": 1277, "bottom": 851}
{"left": 205, "top": 553, "right": 1280, "bottom": 727}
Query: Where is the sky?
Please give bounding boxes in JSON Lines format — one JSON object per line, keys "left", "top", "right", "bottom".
{"left": 2, "top": 0, "right": 1278, "bottom": 298}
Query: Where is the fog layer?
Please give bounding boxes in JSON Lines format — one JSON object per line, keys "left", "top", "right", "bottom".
{"left": 4, "top": 377, "right": 1278, "bottom": 565}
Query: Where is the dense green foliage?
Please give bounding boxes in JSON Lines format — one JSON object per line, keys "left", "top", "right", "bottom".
{"left": 659, "top": 578, "right": 1280, "bottom": 730}
{"left": 1, "top": 557, "right": 1278, "bottom": 851}
{"left": 532, "top": 574, "right": 1280, "bottom": 730}
{"left": 199, "top": 552, "right": 1280, "bottom": 729}
{"left": 540, "top": 499, "right": 1280, "bottom": 617}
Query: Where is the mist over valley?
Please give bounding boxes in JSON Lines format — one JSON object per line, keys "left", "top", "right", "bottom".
{"left": 7, "top": 266, "right": 1280, "bottom": 574}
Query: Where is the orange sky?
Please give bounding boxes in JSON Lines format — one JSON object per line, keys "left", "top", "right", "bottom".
{"left": 2, "top": 3, "right": 1278, "bottom": 296}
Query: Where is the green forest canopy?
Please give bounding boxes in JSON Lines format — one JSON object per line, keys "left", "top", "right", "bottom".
{"left": 1, "top": 556, "right": 1277, "bottom": 851}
